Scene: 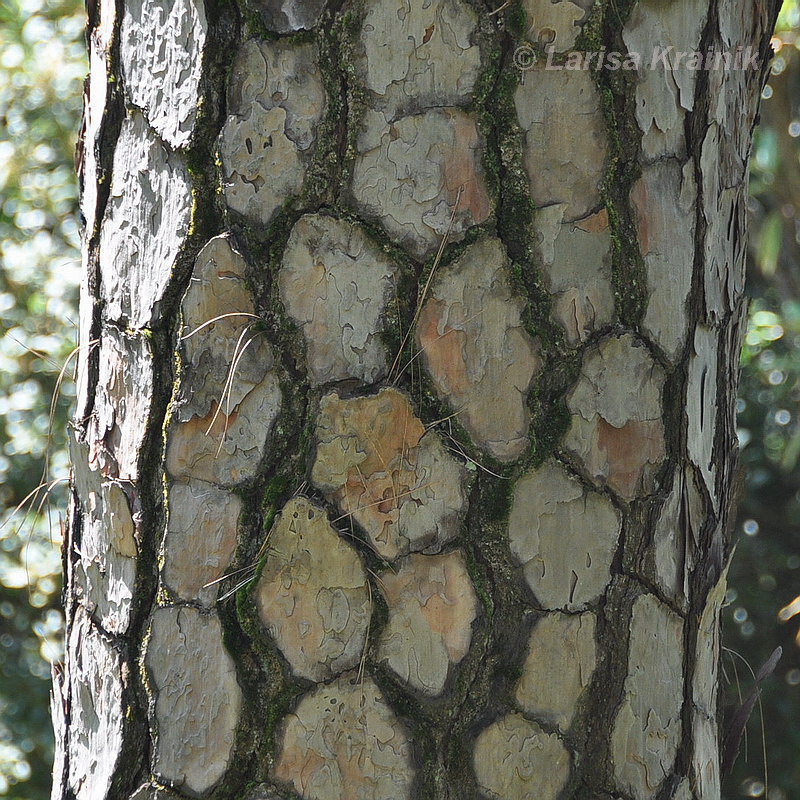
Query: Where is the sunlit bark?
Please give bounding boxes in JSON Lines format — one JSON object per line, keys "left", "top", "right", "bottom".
{"left": 54, "top": 1, "right": 779, "bottom": 798}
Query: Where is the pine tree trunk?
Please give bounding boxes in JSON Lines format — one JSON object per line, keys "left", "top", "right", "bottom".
{"left": 53, "top": 1, "right": 779, "bottom": 799}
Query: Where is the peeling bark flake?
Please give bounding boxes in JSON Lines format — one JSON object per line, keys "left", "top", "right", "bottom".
{"left": 631, "top": 160, "right": 697, "bottom": 360}
{"left": 146, "top": 606, "right": 242, "bottom": 795}
{"left": 311, "top": 389, "right": 470, "bottom": 561}
{"left": 535, "top": 205, "right": 615, "bottom": 345}
{"left": 85, "top": 328, "right": 153, "bottom": 481}
{"left": 280, "top": 214, "right": 397, "bottom": 386}
{"left": 691, "top": 567, "right": 728, "bottom": 799}
{"left": 219, "top": 40, "right": 325, "bottom": 227}
{"left": 416, "top": 238, "right": 540, "bottom": 461}
{"left": 473, "top": 713, "right": 570, "bottom": 800}
{"left": 70, "top": 433, "right": 137, "bottom": 635}
{"left": 166, "top": 236, "right": 281, "bottom": 486}
{"left": 514, "top": 611, "right": 597, "bottom": 731}
{"left": 273, "top": 673, "right": 414, "bottom": 800}
{"left": 98, "top": 112, "right": 192, "bottom": 328}
{"left": 78, "top": 0, "right": 116, "bottom": 237}
{"left": 120, "top": 0, "right": 207, "bottom": 148}
{"left": 564, "top": 334, "right": 666, "bottom": 500}
{"left": 687, "top": 326, "right": 719, "bottom": 507}
{"left": 508, "top": 459, "right": 620, "bottom": 609}
{"left": 514, "top": 68, "right": 607, "bottom": 220}
{"left": 255, "top": 497, "right": 371, "bottom": 682}
{"left": 66, "top": 609, "right": 125, "bottom": 800}
{"left": 352, "top": 108, "right": 491, "bottom": 259}
{"left": 622, "top": 0, "right": 709, "bottom": 160}
{"left": 611, "top": 594, "right": 684, "bottom": 800}
{"left": 523, "top": 0, "right": 586, "bottom": 52}
{"left": 652, "top": 467, "right": 702, "bottom": 610}
{"left": 163, "top": 482, "right": 241, "bottom": 606}
{"left": 377, "top": 550, "right": 478, "bottom": 696}
{"left": 357, "top": 0, "right": 481, "bottom": 118}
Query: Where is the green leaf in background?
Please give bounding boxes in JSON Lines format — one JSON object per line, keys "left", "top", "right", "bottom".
{"left": 757, "top": 211, "right": 783, "bottom": 277}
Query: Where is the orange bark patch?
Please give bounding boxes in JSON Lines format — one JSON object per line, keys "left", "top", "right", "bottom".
{"left": 442, "top": 111, "right": 491, "bottom": 225}
{"left": 312, "top": 389, "right": 468, "bottom": 560}
{"left": 416, "top": 300, "right": 469, "bottom": 397}
{"left": 596, "top": 417, "right": 665, "bottom": 499}
{"left": 574, "top": 207, "right": 609, "bottom": 233}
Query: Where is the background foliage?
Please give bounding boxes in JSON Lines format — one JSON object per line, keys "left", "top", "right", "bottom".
{"left": 0, "top": 0, "right": 798, "bottom": 797}
{"left": 0, "top": 0, "right": 83, "bottom": 796}
{"left": 726, "top": 3, "right": 800, "bottom": 797}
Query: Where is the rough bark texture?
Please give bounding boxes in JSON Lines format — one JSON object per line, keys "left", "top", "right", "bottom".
{"left": 56, "top": 0, "right": 779, "bottom": 798}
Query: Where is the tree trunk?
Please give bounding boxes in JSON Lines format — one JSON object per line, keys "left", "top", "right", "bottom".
{"left": 53, "top": 1, "right": 779, "bottom": 799}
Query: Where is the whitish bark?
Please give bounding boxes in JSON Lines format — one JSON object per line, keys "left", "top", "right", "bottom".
{"left": 56, "top": 0, "right": 778, "bottom": 798}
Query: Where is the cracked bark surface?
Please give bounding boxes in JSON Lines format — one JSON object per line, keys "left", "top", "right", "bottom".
{"left": 255, "top": 497, "right": 371, "bottom": 682}
{"left": 56, "top": 0, "right": 779, "bottom": 798}
{"left": 280, "top": 213, "right": 396, "bottom": 385}
{"left": 416, "top": 237, "right": 540, "bottom": 462}
{"left": 311, "top": 388, "right": 470, "bottom": 561}
{"left": 376, "top": 549, "right": 479, "bottom": 696}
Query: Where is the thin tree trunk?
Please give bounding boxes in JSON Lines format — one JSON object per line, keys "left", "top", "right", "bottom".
{"left": 53, "top": 1, "right": 779, "bottom": 799}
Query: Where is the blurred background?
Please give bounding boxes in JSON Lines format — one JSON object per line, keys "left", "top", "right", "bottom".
{"left": 0, "top": 1, "right": 82, "bottom": 797}
{"left": 0, "top": 0, "right": 799, "bottom": 797}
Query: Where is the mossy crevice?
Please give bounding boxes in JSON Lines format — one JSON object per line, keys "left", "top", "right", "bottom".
{"left": 577, "top": 0, "right": 649, "bottom": 329}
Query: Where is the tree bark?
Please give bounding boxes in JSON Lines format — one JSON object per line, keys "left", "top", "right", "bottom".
{"left": 53, "top": 1, "right": 779, "bottom": 799}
